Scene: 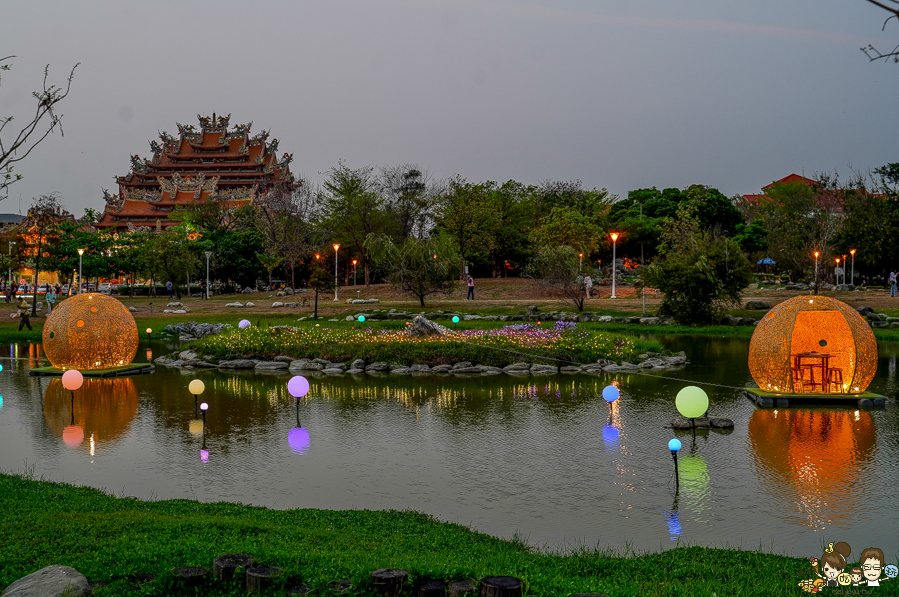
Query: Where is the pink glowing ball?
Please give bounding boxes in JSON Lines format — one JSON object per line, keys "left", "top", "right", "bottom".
{"left": 61, "top": 369, "right": 84, "bottom": 391}
{"left": 288, "top": 427, "right": 310, "bottom": 455}
{"left": 62, "top": 425, "right": 84, "bottom": 447}
{"left": 287, "top": 375, "right": 309, "bottom": 398}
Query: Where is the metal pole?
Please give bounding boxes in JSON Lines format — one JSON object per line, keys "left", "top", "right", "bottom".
{"left": 205, "top": 251, "right": 211, "bottom": 299}
{"left": 334, "top": 247, "right": 339, "bottom": 301}
{"left": 78, "top": 252, "right": 83, "bottom": 295}
{"left": 851, "top": 252, "right": 855, "bottom": 287}
{"left": 611, "top": 239, "right": 617, "bottom": 299}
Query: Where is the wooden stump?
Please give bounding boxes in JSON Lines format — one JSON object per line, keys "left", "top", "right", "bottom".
{"left": 213, "top": 553, "right": 255, "bottom": 581}
{"left": 329, "top": 579, "right": 354, "bottom": 593}
{"left": 287, "top": 584, "right": 313, "bottom": 596}
{"left": 371, "top": 568, "right": 409, "bottom": 596}
{"left": 415, "top": 578, "right": 447, "bottom": 597}
{"left": 170, "top": 567, "right": 209, "bottom": 587}
{"left": 448, "top": 579, "right": 477, "bottom": 597}
{"left": 246, "top": 566, "right": 284, "bottom": 593}
{"left": 479, "top": 576, "right": 522, "bottom": 597}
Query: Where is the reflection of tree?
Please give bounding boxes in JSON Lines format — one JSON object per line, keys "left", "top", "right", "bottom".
{"left": 748, "top": 409, "right": 875, "bottom": 529}
{"left": 43, "top": 377, "right": 139, "bottom": 447}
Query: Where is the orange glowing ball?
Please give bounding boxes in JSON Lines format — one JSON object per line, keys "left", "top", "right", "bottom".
{"left": 62, "top": 425, "right": 84, "bottom": 447}
{"left": 42, "top": 294, "right": 138, "bottom": 370}
{"left": 748, "top": 296, "right": 876, "bottom": 394}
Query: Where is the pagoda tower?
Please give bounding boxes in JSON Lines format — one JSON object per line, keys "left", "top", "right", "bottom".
{"left": 95, "top": 113, "right": 293, "bottom": 232}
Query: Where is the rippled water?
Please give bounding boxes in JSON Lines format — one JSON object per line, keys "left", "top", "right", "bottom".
{"left": 1, "top": 336, "right": 898, "bottom": 557}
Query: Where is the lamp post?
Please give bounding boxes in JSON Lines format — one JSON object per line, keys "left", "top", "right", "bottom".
{"left": 850, "top": 249, "right": 856, "bottom": 287}
{"left": 204, "top": 251, "right": 212, "bottom": 299}
{"left": 333, "top": 243, "right": 340, "bottom": 301}
{"left": 200, "top": 402, "right": 208, "bottom": 431}
{"left": 836, "top": 257, "right": 841, "bottom": 286}
{"left": 814, "top": 251, "right": 819, "bottom": 295}
{"left": 842, "top": 254, "right": 847, "bottom": 287}
{"left": 352, "top": 259, "right": 357, "bottom": 286}
{"left": 669, "top": 438, "right": 682, "bottom": 490}
{"left": 578, "top": 253, "right": 583, "bottom": 272}
{"left": 6, "top": 241, "right": 11, "bottom": 288}
{"left": 77, "top": 248, "right": 84, "bottom": 294}
{"left": 189, "top": 379, "right": 205, "bottom": 416}
{"left": 610, "top": 232, "right": 619, "bottom": 299}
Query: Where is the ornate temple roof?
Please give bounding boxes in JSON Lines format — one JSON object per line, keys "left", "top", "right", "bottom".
{"left": 96, "top": 113, "right": 293, "bottom": 231}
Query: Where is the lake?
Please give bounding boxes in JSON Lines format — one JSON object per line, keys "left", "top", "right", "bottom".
{"left": 1, "top": 335, "right": 897, "bottom": 557}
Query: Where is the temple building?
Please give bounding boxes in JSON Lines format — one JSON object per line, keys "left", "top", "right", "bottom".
{"left": 95, "top": 113, "right": 293, "bottom": 232}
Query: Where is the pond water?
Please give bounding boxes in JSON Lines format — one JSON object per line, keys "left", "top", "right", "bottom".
{"left": 1, "top": 336, "right": 898, "bottom": 557}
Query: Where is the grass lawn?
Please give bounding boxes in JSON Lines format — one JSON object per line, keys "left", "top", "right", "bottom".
{"left": 0, "top": 472, "right": 824, "bottom": 597}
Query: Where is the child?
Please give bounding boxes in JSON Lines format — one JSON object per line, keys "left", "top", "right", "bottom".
{"left": 812, "top": 542, "right": 851, "bottom": 587}
{"left": 850, "top": 567, "right": 863, "bottom": 586}
{"left": 16, "top": 297, "right": 32, "bottom": 331}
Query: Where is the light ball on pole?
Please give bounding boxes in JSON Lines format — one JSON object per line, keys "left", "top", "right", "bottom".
{"left": 61, "top": 369, "right": 84, "bottom": 392}
{"left": 287, "top": 375, "right": 310, "bottom": 399}
{"left": 358, "top": 315, "right": 365, "bottom": 323}
{"left": 238, "top": 319, "right": 251, "bottom": 329}
{"left": 602, "top": 385, "right": 620, "bottom": 403}
{"left": 668, "top": 438, "right": 682, "bottom": 452}
{"left": 188, "top": 379, "right": 205, "bottom": 396}
{"left": 199, "top": 402, "right": 208, "bottom": 412}
{"left": 675, "top": 386, "right": 708, "bottom": 419}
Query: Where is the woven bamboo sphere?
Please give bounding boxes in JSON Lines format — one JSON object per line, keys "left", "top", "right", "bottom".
{"left": 748, "top": 295, "right": 877, "bottom": 394}
{"left": 42, "top": 293, "right": 138, "bottom": 370}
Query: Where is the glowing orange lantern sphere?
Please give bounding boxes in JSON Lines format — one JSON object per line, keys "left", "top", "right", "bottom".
{"left": 748, "top": 295, "right": 876, "bottom": 394}
{"left": 42, "top": 294, "right": 138, "bottom": 370}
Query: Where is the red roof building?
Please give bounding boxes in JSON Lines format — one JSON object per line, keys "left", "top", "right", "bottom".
{"left": 95, "top": 113, "right": 293, "bottom": 232}
{"left": 744, "top": 173, "right": 844, "bottom": 213}
{"left": 743, "top": 174, "right": 818, "bottom": 204}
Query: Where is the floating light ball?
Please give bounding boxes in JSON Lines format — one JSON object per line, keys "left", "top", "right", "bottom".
{"left": 668, "top": 438, "right": 682, "bottom": 452}
{"left": 0, "top": 364, "right": 4, "bottom": 372}
{"left": 43, "top": 294, "right": 138, "bottom": 370}
{"left": 146, "top": 328, "right": 152, "bottom": 335}
{"left": 199, "top": 402, "right": 209, "bottom": 412}
{"left": 602, "top": 385, "right": 620, "bottom": 403}
{"left": 288, "top": 427, "right": 311, "bottom": 455}
{"left": 238, "top": 319, "right": 251, "bottom": 329}
{"left": 358, "top": 315, "right": 365, "bottom": 322}
{"left": 188, "top": 379, "right": 205, "bottom": 396}
{"left": 675, "top": 386, "right": 708, "bottom": 419}
{"left": 452, "top": 316, "right": 459, "bottom": 323}
{"left": 748, "top": 295, "right": 877, "bottom": 394}
{"left": 61, "top": 369, "right": 84, "bottom": 391}
{"left": 288, "top": 376, "right": 310, "bottom": 398}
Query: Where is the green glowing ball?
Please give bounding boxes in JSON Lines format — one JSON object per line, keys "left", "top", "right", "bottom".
{"left": 675, "top": 386, "right": 709, "bottom": 419}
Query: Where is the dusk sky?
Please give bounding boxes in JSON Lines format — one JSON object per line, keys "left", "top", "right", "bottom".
{"left": 2, "top": 0, "right": 897, "bottom": 216}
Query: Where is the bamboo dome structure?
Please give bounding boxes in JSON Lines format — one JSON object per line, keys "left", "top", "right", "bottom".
{"left": 42, "top": 293, "right": 138, "bottom": 370}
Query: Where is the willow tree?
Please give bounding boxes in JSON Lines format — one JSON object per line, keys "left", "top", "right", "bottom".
{"left": 365, "top": 234, "right": 461, "bottom": 307}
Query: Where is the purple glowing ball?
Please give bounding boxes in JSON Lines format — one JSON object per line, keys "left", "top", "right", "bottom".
{"left": 200, "top": 449, "right": 209, "bottom": 463}
{"left": 288, "top": 375, "right": 309, "bottom": 398}
{"left": 238, "top": 319, "right": 251, "bottom": 329}
{"left": 288, "top": 427, "right": 310, "bottom": 455}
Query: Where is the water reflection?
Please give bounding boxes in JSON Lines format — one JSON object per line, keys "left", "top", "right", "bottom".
{"left": 748, "top": 409, "right": 876, "bottom": 529}
{"left": 664, "top": 496, "right": 683, "bottom": 541}
{"left": 678, "top": 455, "right": 712, "bottom": 521}
{"left": 288, "top": 427, "right": 310, "bottom": 455}
{"left": 43, "top": 377, "right": 139, "bottom": 450}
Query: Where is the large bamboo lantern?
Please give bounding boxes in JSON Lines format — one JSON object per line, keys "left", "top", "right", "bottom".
{"left": 42, "top": 294, "right": 139, "bottom": 370}
{"left": 748, "top": 296, "right": 877, "bottom": 394}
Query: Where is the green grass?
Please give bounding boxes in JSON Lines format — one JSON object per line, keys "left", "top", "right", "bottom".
{"left": 0, "top": 472, "right": 829, "bottom": 597}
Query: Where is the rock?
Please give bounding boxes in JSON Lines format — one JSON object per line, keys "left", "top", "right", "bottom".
{"left": 639, "top": 317, "right": 660, "bottom": 324}
{"left": 410, "top": 364, "right": 430, "bottom": 371}
{"left": 226, "top": 302, "right": 245, "bottom": 307}
{"left": 872, "top": 321, "right": 888, "bottom": 328}
{"left": 274, "top": 355, "right": 295, "bottom": 363}
{"left": 560, "top": 366, "right": 582, "bottom": 373}
{"left": 530, "top": 364, "right": 558, "bottom": 374}
{"left": 179, "top": 333, "right": 195, "bottom": 341}
{"left": 597, "top": 315, "right": 612, "bottom": 322}
{"left": 663, "top": 351, "right": 688, "bottom": 365}
{"left": 580, "top": 364, "right": 605, "bottom": 373}
{"left": 322, "top": 367, "right": 346, "bottom": 375}
{"left": 245, "top": 302, "right": 255, "bottom": 307}
{"left": 255, "top": 361, "right": 289, "bottom": 370}
{"left": 451, "top": 367, "right": 482, "bottom": 374}
{"left": 178, "top": 350, "right": 199, "bottom": 361}
{"left": 503, "top": 363, "right": 531, "bottom": 372}
{"left": 242, "top": 287, "right": 254, "bottom": 293}
{"left": 346, "top": 368, "right": 365, "bottom": 374}
{"left": 462, "top": 314, "right": 482, "bottom": 321}
{"left": 1, "top": 565, "right": 91, "bottom": 597}
{"left": 857, "top": 306, "right": 874, "bottom": 315}
{"left": 390, "top": 367, "right": 413, "bottom": 374}
{"left": 744, "top": 300, "right": 771, "bottom": 310}
{"left": 272, "top": 301, "right": 284, "bottom": 308}
{"left": 290, "top": 361, "right": 323, "bottom": 371}
{"left": 527, "top": 305, "right": 540, "bottom": 313}
{"left": 452, "top": 362, "right": 473, "bottom": 370}
{"left": 371, "top": 569, "right": 409, "bottom": 597}
{"left": 128, "top": 306, "right": 137, "bottom": 311}
{"left": 366, "top": 362, "right": 390, "bottom": 372}
{"left": 276, "top": 291, "right": 286, "bottom": 297}
{"left": 482, "top": 315, "right": 499, "bottom": 321}
{"left": 430, "top": 364, "right": 452, "bottom": 373}
{"left": 351, "top": 358, "right": 366, "bottom": 369}
{"left": 167, "top": 302, "right": 183, "bottom": 307}
{"left": 350, "top": 298, "right": 379, "bottom": 304}
{"left": 218, "top": 359, "right": 258, "bottom": 369}
{"left": 285, "top": 288, "right": 295, "bottom": 295}
{"left": 478, "top": 365, "right": 504, "bottom": 374}
{"left": 709, "top": 418, "right": 735, "bottom": 428}
{"left": 671, "top": 416, "right": 710, "bottom": 429}
{"left": 407, "top": 315, "right": 452, "bottom": 337}
{"left": 739, "top": 317, "right": 757, "bottom": 326}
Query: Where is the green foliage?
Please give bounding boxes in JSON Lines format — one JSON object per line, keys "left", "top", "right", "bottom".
{"left": 525, "top": 245, "right": 594, "bottom": 312}
{"left": 434, "top": 177, "right": 495, "bottom": 274}
{"left": 837, "top": 174, "right": 899, "bottom": 276}
{"left": 139, "top": 225, "right": 200, "bottom": 299}
{"left": 528, "top": 206, "right": 600, "bottom": 254}
{"left": 733, "top": 219, "right": 769, "bottom": 255}
{"left": 365, "top": 234, "right": 461, "bottom": 307}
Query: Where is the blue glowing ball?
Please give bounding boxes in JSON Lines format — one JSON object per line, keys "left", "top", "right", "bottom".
{"left": 602, "top": 385, "right": 620, "bottom": 402}
{"left": 238, "top": 319, "right": 251, "bottom": 329}
{"left": 668, "top": 438, "right": 682, "bottom": 452}
{"left": 0, "top": 364, "right": 4, "bottom": 372}
{"left": 452, "top": 316, "right": 460, "bottom": 323}
{"left": 358, "top": 315, "right": 365, "bottom": 322}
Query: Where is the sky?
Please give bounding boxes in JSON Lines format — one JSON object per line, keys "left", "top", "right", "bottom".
{"left": 1, "top": 0, "right": 897, "bottom": 216}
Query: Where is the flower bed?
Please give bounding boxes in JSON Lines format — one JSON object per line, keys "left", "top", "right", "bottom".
{"left": 189, "top": 322, "right": 663, "bottom": 367}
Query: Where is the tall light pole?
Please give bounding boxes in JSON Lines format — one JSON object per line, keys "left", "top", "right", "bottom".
{"left": 610, "top": 232, "right": 619, "bottom": 299}
{"left": 850, "top": 249, "right": 856, "bottom": 287}
{"left": 352, "top": 259, "right": 357, "bottom": 286}
{"left": 814, "top": 251, "right": 819, "bottom": 295}
{"left": 77, "top": 248, "right": 84, "bottom": 294}
{"left": 204, "top": 250, "right": 212, "bottom": 299}
{"left": 842, "top": 254, "right": 847, "bottom": 287}
{"left": 333, "top": 243, "right": 340, "bottom": 301}
{"left": 7, "top": 241, "right": 11, "bottom": 288}
{"left": 578, "top": 253, "right": 583, "bottom": 272}
{"left": 835, "top": 257, "right": 841, "bottom": 287}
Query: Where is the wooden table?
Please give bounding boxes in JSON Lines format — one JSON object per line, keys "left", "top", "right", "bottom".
{"left": 791, "top": 352, "right": 832, "bottom": 393}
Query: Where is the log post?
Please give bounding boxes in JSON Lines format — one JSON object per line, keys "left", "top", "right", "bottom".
{"left": 479, "top": 576, "right": 522, "bottom": 597}
{"left": 246, "top": 566, "right": 284, "bottom": 593}
{"left": 371, "top": 569, "right": 409, "bottom": 596}
{"left": 415, "top": 578, "right": 447, "bottom": 597}
{"left": 328, "top": 580, "right": 354, "bottom": 593}
{"left": 287, "top": 584, "right": 313, "bottom": 596}
{"left": 170, "top": 567, "right": 208, "bottom": 588}
{"left": 448, "top": 579, "right": 476, "bottom": 597}
{"left": 213, "top": 553, "right": 255, "bottom": 581}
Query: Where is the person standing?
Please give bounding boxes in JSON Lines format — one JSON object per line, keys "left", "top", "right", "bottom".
{"left": 466, "top": 276, "right": 474, "bottom": 300}
{"left": 45, "top": 285, "right": 56, "bottom": 315}
{"left": 16, "top": 297, "right": 32, "bottom": 331}
{"left": 166, "top": 280, "right": 174, "bottom": 299}
{"left": 890, "top": 270, "right": 897, "bottom": 297}
{"left": 584, "top": 275, "right": 593, "bottom": 300}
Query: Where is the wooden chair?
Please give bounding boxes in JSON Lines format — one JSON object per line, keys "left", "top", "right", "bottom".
{"left": 828, "top": 368, "right": 844, "bottom": 393}
{"left": 792, "top": 365, "right": 806, "bottom": 393}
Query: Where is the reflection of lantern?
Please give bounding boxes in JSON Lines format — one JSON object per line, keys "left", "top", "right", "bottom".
{"left": 678, "top": 455, "right": 711, "bottom": 520}
{"left": 62, "top": 425, "right": 84, "bottom": 448}
{"left": 188, "top": 420, "right": 204, "bottom": 436}
{"left": 748, "top": 409, "right": 875, "bottom": 528}
{"left": 43, "top": 294, "right": 139, "bottom": 370}
{"left": 288, "top": 427, "right": 310, "bottom": 455}
{"left": 43, "top": 377, "right": 140, "bottom": 448}
{"left": 748, "top": 296, "right": 876, "bottom": 394}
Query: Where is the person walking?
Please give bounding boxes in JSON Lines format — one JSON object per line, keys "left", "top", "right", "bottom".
{"left": 16, "top": 297, "right": 32, "bottom": 331}
{"left": 45, "top": 285, "right": 56, "bottom": 315}
{"left": 890, "top": 270, "right": 897, "bottom": 297}
{"left": 466, "top": 276, "right": 475, "bottom": 300}
{"left": 166, "top": 280, "right": 174, "bottom": 299}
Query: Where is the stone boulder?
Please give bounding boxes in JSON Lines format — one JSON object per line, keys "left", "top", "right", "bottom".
{"left": 255, "top": 361, "right": 289, "bottom": 370}
{"left": 709, "top": 418, "right": 735, "bottom": 428}
{"left": 351, "top": 359, "right": 366, "bottom": 369}
{"left": 245, "top": 302, "right": 256, "bottom": 307}
{"left": 671, "top": 416, "right": 710, "bottom": 429}
{"left": 744, "top": 300, "right": 771, "bottom": 310}
{"left": 857, "top": 306, "right": 874, "bottom": 315}
{"left": 272, "top": 302, "right": 284, "bottom": 308}
{"left": 276, "top": 291, "right": 286, "bottom": 297}
{"left": 350, "top": 298, "right": 379, "bottom": 304}
{"left": 242, "top": 287, "right": 254, "bottom": 293}
{"left": 226, "top": 302, "right": 244, "bottom": 308}
{"left": 289, "top": 361, "right": 323, "bottom": 371}
{"left": 407, "top": 315, "right": 451, "bottom": 337}
{"left": 218, "top": 359, "right": 257, "bottom": 369}
{"left": 1, "top": 565, "right": 91, "bottom": 597}
{"left": 365, "top": 362, "right": 389, "bottom": 372}
{"left": 530, "top": 364, "right": 559, "bottom": 375}
{"left": 167, "top": 302, "right": 183, "bottom": 307}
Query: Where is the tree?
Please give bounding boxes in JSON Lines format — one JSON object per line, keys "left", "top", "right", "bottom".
{"left": 321, "top": 161, "right": 391, "bottom": 286}
{"left": 529, "top": 206, "right": 601, "bottom": 255}
{"left": 256, "top": 178, "right": 320, "bottom": 289}
{"left": 525, "top": 245, "right": 593, "bottom": 312}
{"left": 861, "top": 0, "right": 899, "bottom": 62}
{"left": 1, "top": 57, "right": 78, "bottom": 200}
{"left": 835, "top": 167, "right": 899, "bottom": 279}
{"left": 381, "top": 165, "right": 435, "bottom": 241}
{"left": 46, "top": 221, "right": 115, "bottom": 286}
{"left": 482, "top": 180, "right": 534, "bottom": 277}
{"left": 256, "top": 252, "right": 285, "bottom": 289}
{"left": 642, "top": 205, "right": 751, "bottom": 324}
{"left": 307, "top": 259, "right": 336, "bottom": 320}
{"left": 365, "top": 234, "right": 461, "bottom": 307}
{"left": 733, "top": 219, "right": 769, "bottom": 256}
{"left": 434, "top": 177, "right": 495, "bottom": 277}
{"left": 140, "top": 225, "right": 198, "bottom": 299}
{"left": 22, "top": 194, "right": 64, "bottom": 315}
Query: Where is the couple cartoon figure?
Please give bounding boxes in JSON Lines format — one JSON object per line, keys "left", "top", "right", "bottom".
{"left": 799, "top": 541, "right": 898, "bottom": 592}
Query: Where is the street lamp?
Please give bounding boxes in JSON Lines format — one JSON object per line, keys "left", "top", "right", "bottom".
{"left": 352, "top": 259, "right": 357, "bottom": 286}
{"left": 332, "top": 243, "right": 340, "bottom": 301}
{"left": 842, "top": 254, "right": 847, "bottom": 287}
{"left": 610, "top": 232, "right": 619, "bottom": 299}
{"left": 835, "top": 258, "right": 841, "bottom": 287}
{"left": 77, "top": 248, "right": 84, "bottom": 295}
{"left": 204, "top": 251, "right": 212, "bottom": 299}
{"left": 850, "top": 249, "right": 856, "bottom": 287}
{"left": 578, "top": 253, "right": 583, "bottom": 272}
{"left": 814, "top": 251, "right": 820, "bottom": 295}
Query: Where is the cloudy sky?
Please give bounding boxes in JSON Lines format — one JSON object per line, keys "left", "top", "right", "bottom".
{"left": 1, "top": 0, "right": 897, "bottom": 216}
